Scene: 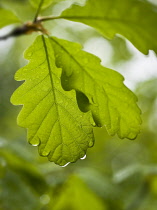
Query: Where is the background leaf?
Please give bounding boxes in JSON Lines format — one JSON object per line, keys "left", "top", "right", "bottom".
{"left": 11, "top": 35, "right": 94, "bottom": 166}
{"left": 53, "top": 175, "right": 106, "bottom": 210}
{"left": 50, "top": 37, "right": 141, "bottom": 139}
{"left": 110, "top": 36, "right": 133, "bottom": 65}
{"left": 29, "top": 0, "right": 54, "bottom": 9}
{"left": 61, "top": 0, "right": 157, "bottom": 54}
{"left": 0, "top": 138, "right": 47, "bottom": 210}
{"left": 0, "top": 8, "right": 20, "bottom": 28}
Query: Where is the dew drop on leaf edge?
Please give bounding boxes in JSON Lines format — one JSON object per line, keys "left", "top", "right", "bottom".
{"left": 88, "top": 140, "right": 94, "bottom": 147}
{"left": 61, "top": 162, "right": 70, "bottom": 167}
{"left": 80, "top": 154, "right": 86, "bottom": 160}
{"left": 32, "top": 143, "right": 38, "bottom": 146}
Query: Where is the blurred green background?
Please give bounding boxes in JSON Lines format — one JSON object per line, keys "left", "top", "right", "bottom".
{"left": 0, "top": 0, "right": 157, "bottom": 209}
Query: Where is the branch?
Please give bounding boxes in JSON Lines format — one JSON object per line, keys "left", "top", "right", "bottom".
{"left": 36, "top": 15, "right": 61, "bottom": 22}
{"left": 0, "top": 21, "right": 48, "bottom": 41}
{"left": 0, "top": 15, "right": 62, "bottom": 41}
{"left": 33, "top": 0, "right": 44, "bottom": 22}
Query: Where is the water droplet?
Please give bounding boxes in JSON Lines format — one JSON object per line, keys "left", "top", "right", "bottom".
{"left": 32, "top": 143, "right": 38, "bottom": 146}
{"left": 40, "top": 194, "right": 50, "bottom": 205}
{"left": 61, "top": 162, "right": 70, "bottom": 167}
{"left": 42, "top": 150, "right": 49, "bottom": 156}
{"left": 0, "top": 159, "right": 7, "bottom": 167}
{"left": 80, "top": 154, "right": 86, "bottom": 160}
{"left": 88, "top": 141, "right": 94, "bottom": 147}
{"left": 0, "top": 139, "right": 6, "bottom": 147}
{"left": 92, "top": 121, "right": 96, "bottom": 127}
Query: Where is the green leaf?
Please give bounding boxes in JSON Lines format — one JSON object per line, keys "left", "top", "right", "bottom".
{"left": 53, "top": 175, "right": 106, "bottom": 210}
{"left": 110, "top": 36, "right": 133, "bottom": 64}
{"left": 0, "top": 170, "right": 41, "bottom": 210}
{"left": 61, "top": 0, "right": 157, "bottom": 54}
{"left": 0, "top": 8, "right": 20, "bottom": 29}
{"left": 11, "top": 35, "right": 94, "bottom": 166}
{"left": 29, "top": 0, "right": 54, "bottom": 9}
{"left": 0, "top": 139, "right": 47, "bottom": 194}
{"left": 50, "top": 37, "right": 142, "bottom": 139}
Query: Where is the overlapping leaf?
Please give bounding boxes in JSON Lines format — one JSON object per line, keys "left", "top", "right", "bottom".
{"left": 29, "top": 0, "right": 83, "bottom": 10}
{"left": 0, "top": 8, "right": 20, "bottom": 29}
{"left": 50, "top": 37, "right": 142, "bottom": 139}
{"left": 11, "top": 35, "right": 94, "bottom": 166}
{"left": 29, "top": 0, "right": 54, "bottom": 9}
{"left": 61, "top": 0, "right": 157, "bottom": 54}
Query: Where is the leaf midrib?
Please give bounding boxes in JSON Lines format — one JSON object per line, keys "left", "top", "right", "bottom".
{"left": 60, "top": 16, "right": 151, "bottom": 28}
{"left": 42, "top": 36, "right": 92, "bottom": 155}
{"left": 42, "top": 35, "right": 64, "bottom": 147}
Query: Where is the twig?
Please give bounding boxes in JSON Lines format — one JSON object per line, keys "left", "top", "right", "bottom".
{"left": 33, "top": 0, "right": 44, "bottom": 22}
{"left": 0, "top": 21, "right": 48, "bottom": 41}
{"left": 36, "top": 15, "right": 61, "bottom": 22}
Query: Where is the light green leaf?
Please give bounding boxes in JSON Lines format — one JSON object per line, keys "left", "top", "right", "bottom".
{"left": 0, "top": 8, "right": 20, "bottom": 29}
{"left": 61, "top": 0, "right": 157, "bottom": 54}
{"left": 29, "top": 0, "right": 79, "bottom": 10}
{"left": 110, "top": 36, "right": 133, "bottom": 64}
{"left": 50, "top": 37, "right": 142, "bottom": 139}
{"left": 11, "top": 35, "right": 94, "bottom": 166}
{"left": 29, "top": 0, "right": 54, "bottom": 9}
{"left": 53, "top": 175, "right": 106, "bottom": 210}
